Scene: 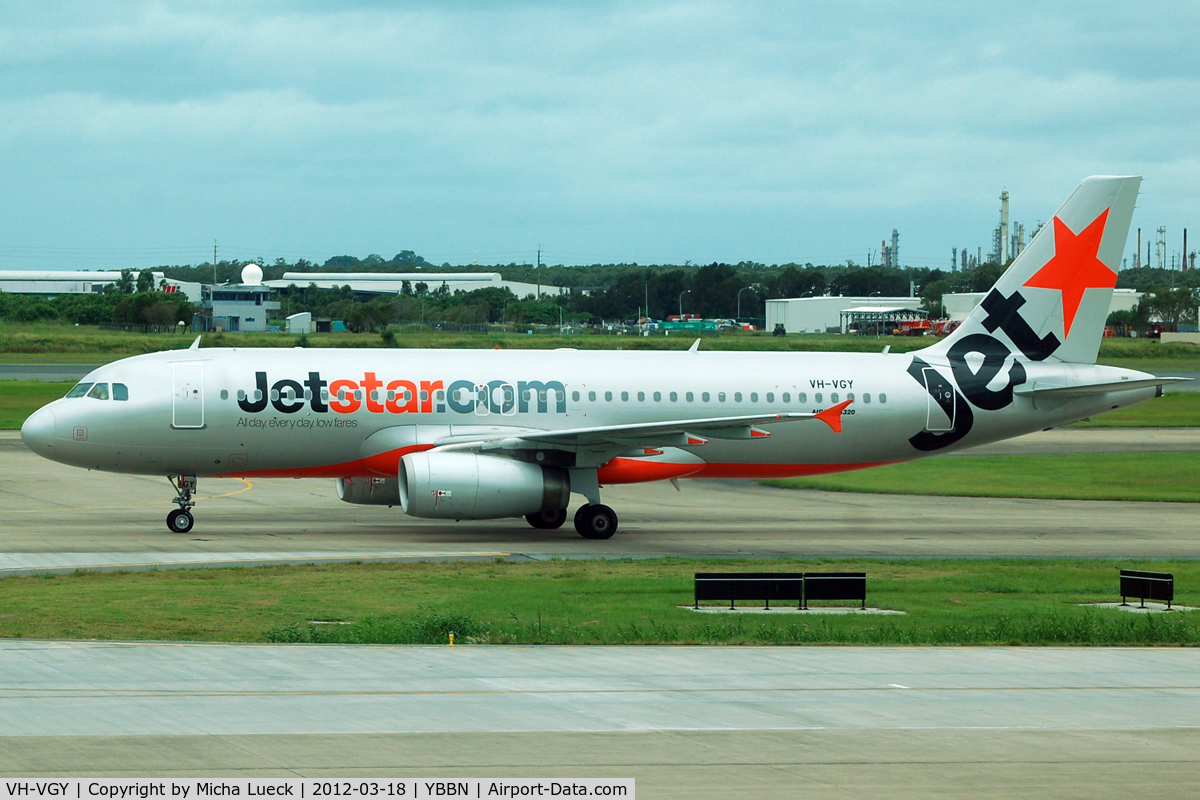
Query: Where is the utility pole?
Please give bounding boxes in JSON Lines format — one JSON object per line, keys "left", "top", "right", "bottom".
{"left": 213, "top": 240, "right": 218, "bottom": 285}
{"left": 536, "top": 246, "right": 541, "bottom": 300}
{"left": 1136, "top": 228, "right": 1141, "bottom": 269}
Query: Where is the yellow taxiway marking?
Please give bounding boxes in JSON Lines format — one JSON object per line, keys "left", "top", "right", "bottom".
{"left": 1, "top": 479, "right": 253, "bottom": 513}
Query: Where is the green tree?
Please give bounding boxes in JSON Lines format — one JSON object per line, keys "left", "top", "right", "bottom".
{"left": 135, "top": 271, "right": 155, "bottom": 293}
{"left": 115, "top": 269, "right": 135, "bottom": 295}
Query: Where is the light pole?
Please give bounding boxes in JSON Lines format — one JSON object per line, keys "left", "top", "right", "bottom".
{"left": 678, "top": 290, "right": 691, "bottom": 318}
{"left": 737, "top": 285, "right": 756, "bottom": 320}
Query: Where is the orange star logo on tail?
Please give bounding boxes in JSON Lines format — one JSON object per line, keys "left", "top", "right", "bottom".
{"left": 1022, "top": 208, "right": 1114, "bottom": 337}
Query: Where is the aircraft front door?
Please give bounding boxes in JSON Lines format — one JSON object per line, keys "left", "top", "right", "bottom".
{"left": 922, "top": 367, "right": 955, "bottom": 432}
{"left": 172, "top": 362, "right": 205, "bottom": 429}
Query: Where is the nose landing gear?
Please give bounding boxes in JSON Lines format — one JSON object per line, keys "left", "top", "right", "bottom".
{"left": 167, "top": 475, "right": 197, "bottom": 533}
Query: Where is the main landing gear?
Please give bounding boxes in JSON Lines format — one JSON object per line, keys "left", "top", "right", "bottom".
{"left": 167, "top": 475, "right": 197, "bottom": 533}
{"left": 573, "top": 504, "right": 618, "bottom": 539}
{"left": 525, "top": 507, "right": 568, "bottom": 529}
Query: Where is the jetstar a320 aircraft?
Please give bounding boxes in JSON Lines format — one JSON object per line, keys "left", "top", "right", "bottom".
{"left": 21, "top": 176, "right": 1186, "bottom": 538}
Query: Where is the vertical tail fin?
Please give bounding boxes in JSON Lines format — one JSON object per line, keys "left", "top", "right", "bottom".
{"left": 925, "top": 176, "right": 1140, "bottom": 365}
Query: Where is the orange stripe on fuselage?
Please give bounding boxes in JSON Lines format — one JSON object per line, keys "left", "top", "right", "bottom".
{"left": 690, "top": 461, "right": 896, "bottom": 479}
{"left": 596, "top": 458, "right": 706, "bottom": 484}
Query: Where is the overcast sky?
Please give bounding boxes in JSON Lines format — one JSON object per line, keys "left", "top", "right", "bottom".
{"left": 2, "top": 1, "right": 1198, "bottom": 272}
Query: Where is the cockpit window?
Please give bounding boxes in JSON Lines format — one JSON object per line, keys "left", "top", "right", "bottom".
{"left": 86, "top": 383, "right": 110, "bottom": 400}
{"left": 113, "top": 383, "right": 129, "bottom": 401}
{"left": 65, "top": 382, "right": 93, "bottom": 398}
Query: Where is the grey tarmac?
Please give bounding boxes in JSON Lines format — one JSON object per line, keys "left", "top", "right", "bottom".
{"left": 2, "top": 430, "right": 1200, "bottom": 571}
{"left": 0, "top": 641, "right": 1197, "bottom": 797}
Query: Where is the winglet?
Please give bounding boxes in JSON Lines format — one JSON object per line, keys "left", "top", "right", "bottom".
{"left": 688, "top": 338, "right": 701, "bottom": 352}
{"left": 189, "top": 335, "right": 201, "bottom": 350}
{"left": 815, "top": 399, "right": 853, "bottom": 433}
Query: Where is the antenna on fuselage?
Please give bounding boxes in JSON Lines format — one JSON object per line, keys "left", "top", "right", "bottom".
{"left": 688, "top": 338, "right": 701, "bottom": 352}
{"left": 189, "top": 336, "right": 201, "bottom": 350}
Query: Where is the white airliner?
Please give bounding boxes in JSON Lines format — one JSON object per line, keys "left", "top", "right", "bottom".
{"left": 21, "top": 176, "right": 1184, "bottom": 538}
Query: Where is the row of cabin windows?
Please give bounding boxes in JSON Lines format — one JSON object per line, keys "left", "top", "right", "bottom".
{"left": 65, "top": 382, "right": 129, "bottom": 401}
{"left": 569, "top": 390, "right": 886, "bottom": 405}
{"left": 232, "top": 386, "right": 887, "bottom": 406}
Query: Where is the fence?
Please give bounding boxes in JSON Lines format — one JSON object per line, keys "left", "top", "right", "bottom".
{"left": 98, "top": 322, "right": 186, "bottom": 335}
{"left": 694, "top": 572, "right": 867, "bottom": 610}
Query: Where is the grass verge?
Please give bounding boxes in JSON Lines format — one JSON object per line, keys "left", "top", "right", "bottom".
{"left": 0, "top": 381, "right": 70, "bottom": 429}
{"left": 0, "top": 558, "right": 1196, "bottom": 646}
{"left": 763, "top": 453, "right": 1200, "bottom": 502}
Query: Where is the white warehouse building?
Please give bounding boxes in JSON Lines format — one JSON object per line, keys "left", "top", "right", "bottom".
{"left": 766, "top": 296, "right": 921, "bottom": 334}
{"left": 0, "top": 270, "right": 203, "bottom": 302}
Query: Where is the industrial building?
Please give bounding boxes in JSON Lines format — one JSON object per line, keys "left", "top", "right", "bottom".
{"left": 766, "top": 296, "right": 923, "bottom": 334}
{"left": 0, "top": 270, "right": 203, "bottom": 302}
{"left": 263, "top": 271, "right": 562, "bottom": 299}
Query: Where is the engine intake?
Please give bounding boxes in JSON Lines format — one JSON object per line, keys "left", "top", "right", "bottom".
{"left": 398, "top": 452, "right": 570, "bottom": 520}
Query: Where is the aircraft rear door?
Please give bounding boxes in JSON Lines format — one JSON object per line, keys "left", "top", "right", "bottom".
{"left": 922, "top": 367, "right": 955, "bottom": 432}
{"left": 172, "top": 362, "right": 205, "bottom": 429}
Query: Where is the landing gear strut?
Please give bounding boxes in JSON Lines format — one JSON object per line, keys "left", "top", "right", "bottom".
{"left": 526, "top": 507, "right": 568, "bottom": 529}
{"left": 574, "top": 504, "right": 618, "bottom": 539}
{"left": 566, "top": 468, "right": 618, "bottom": 540}
{"left": 167, "top": 475, "right": 197, "bottom": 533}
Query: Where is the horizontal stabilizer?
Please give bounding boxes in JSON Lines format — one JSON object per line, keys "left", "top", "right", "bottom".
{"left": 1014, "top": 377, "right": 1191, "bottom": 398}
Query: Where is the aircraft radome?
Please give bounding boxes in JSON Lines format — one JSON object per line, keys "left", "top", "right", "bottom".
{"left": 21, "top": 176, "right": 1186, "bottom": 538}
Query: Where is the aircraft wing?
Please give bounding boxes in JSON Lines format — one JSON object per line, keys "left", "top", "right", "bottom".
{"left": 434, "top": 400, "right": 852, "bottom": 453}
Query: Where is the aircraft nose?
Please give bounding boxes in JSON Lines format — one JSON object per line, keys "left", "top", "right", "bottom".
{"left": 21, "top": 406, "right": 56, "bottom": 456}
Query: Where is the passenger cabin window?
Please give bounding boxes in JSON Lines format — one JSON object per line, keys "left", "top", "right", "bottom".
{"left": 718, "top": 392, "right": 726, "bottom": 402}
{"left": 653, "top": 391, "right": 661, "bottom": 402}
{"left": 750, "top": 392, "right": 758, "bottom": 402}
{"left": 847, "top": 392, "right": 854, "bottom": 402}
{"left": 702, "top": 392, "right": 710, "bottom": 402}
{"left": 863, "top": 393, "right": 871, "bottom": 403}
{"left": 588, "top": 391, "right": 596, "bottom": 401}
{"left": 669, "top": 391, "right": 678, "bottom": 402}
{"left": 798, "top": 392, "right": 806, "bottom": 403}
{"left": 782, "top": 392, "right": 790, "bottom": 403}
{"left": 815, "top": 392, "right": 823, "bottom": 403}
{"left": 831, "top": 393, "right": 839, "bottom": 403}
{"left": 637, "top": 391, "right": 645, "bottom": 401}
{"left": 685, "top": 392, "right": 693, "bottom": 402}
{"left": 734, "top": 392, "right": 742, "bottom": 402}
{"left": 219, "top": 389, "right": 227, "bottom": 401}
{"left": 766, "top": 392, "right": 774, "bottom": 403}
{"left": 86, "top": 383, "right": 110, "bottom": 400}
{"left": 572, "top": 391, "right": 580, "bottom": 401}
{"left": 66, "top": 382, "right": 93, "bottom": 398}
{"left": 114, "top": 383, "right": 129, "bottom": 401}
{"left": 604, "top": 391, "right": 613, "bottom": 401}
{"left": 879, "top": 393, "right": 887, "bottom": 403}
{"left": 621, "top": 391, "right": 629, "bottom": 401}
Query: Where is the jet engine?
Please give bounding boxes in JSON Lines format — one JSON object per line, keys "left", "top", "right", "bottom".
{"left": 336, "top": 476, "right": 402, "bottom": 506}
{"left": 398, "top": 451, "right": 570, "bottom": 520}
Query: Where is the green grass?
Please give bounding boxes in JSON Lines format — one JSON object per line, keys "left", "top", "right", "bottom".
{"left": 2, "top": 319, "right": 1199, "bottom": 368}
{"left": 0, "top": 558, "right": 1195, "bottom": 645}
{"left": 764, "top": 453, "right": 1200, "bottom": 502}
{"left": 0, "top": 381, "right": 70, "bottom": 429}
{"left": 1072, "top": 391, "right": 1200, "bottom": 427}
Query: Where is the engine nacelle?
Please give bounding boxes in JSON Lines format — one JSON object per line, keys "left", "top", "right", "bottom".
{"left": 398, "top": 452, "right": 570, "bottom": 520}
{"left": 336, "top": 476, "right": 402, "bottom": 506}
